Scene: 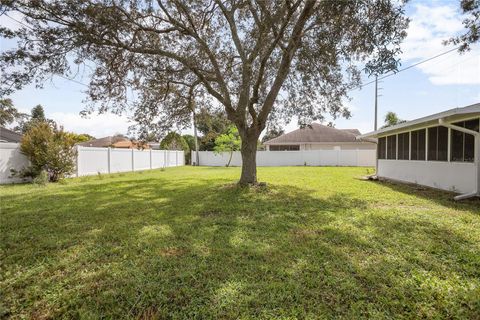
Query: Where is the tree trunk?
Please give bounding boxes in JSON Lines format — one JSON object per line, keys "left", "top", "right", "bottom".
{"left": 239, "top": 132, "right": 259, "bottom": 185}
{"left": 226, "top": 150, "right": 233, "bottom": 167}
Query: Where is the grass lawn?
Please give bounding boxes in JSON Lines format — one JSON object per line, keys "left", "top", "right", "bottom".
{"left": 1, "top": 166, "right": 479, "bottom": 319}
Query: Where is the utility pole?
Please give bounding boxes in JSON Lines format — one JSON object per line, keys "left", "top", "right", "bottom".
{"left": 193, "top": 110, "right": 200, "bottom": 166}
{"left": 374, "top": 75, "right": 378, "bottom": 131}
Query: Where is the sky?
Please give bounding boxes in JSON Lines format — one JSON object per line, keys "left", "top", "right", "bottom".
{"left": 0, "top": 0, "right": 479, "bottom": 138}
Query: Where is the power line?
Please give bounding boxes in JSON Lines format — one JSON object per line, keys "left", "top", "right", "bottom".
{"left": 3, "top": 12, "right": 32, "bottom": 30}
{"left": 359, "top": 46, "right": 462, "bottom": 89}
{"left": 3, "top": 13, "right": 90, "bottom": 88}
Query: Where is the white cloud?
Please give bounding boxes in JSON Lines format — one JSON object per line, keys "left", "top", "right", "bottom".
{"left": 401, "top": 3, "right": 480, "bottom": 85}
{"left": 48, "top": 112, "right": 131, "bottom": 137}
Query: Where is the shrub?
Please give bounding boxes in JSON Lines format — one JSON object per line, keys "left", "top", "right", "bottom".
{"left": 32, "top": 170, "right": 49, "bottom": 186}
{"left": 20, "top": 122, "right": 77, "bottom": 182}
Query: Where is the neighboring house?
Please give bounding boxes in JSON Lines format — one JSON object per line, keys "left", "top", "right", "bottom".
{"left": 0, "top": 127, "right": 22, "bottom": 143}
{"left": 263, "top": 123, "right": 375, "bottom": 151}
{"left": 357, "top": 103, "right": 480, "bottom": 200}
{"left": 148, "top": 142, "right": 161, "bottom": 150}
{"left": 77, "top": 135, "right": 150, "bottom": 149}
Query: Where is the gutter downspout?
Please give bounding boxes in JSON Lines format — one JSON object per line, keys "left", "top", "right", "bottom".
{"left": 438, "top": 118, "right": 480, "bottom": 201}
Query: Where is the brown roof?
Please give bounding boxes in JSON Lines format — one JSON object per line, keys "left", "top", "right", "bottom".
{"left": 77, "top": 135, "right": 127, "bottom": 148}
{"left": 0, "top": 127, "right": 22, "bottom": 143}
{"left": 111, "top": 140, "right": 150, "bottom": 149}
{"left": 263, "top": 123, "right": 363, "bottom": 145}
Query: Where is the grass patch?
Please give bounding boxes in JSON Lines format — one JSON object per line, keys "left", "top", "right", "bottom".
{"left": 1, "top": 166, "right": 479, "bottom": 319}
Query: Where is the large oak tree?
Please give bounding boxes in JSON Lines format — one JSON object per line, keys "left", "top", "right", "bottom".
{"left": 1, "top": 0, "right": 410, "bottom": 184}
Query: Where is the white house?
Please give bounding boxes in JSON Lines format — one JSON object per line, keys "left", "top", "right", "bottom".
{"left": 263, "top": 123, "right": 375, "bottom": 151}
{"left": 357, "top": 103, "right": 480, "bottom": 200}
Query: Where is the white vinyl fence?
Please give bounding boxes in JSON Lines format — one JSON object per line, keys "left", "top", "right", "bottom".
{"left": 0, "top": 143, "right": 31, "bottom": 184}
{"left": 77, "top": 146, "right": 184, "bottom": 176}
{"left": 0, "top": 143, "right": 184, "bottom": 184}
{"left": 193, "top": 150, "right": 376, "bottom": 167}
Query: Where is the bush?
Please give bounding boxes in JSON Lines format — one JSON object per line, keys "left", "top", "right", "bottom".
{"left": 32, "top": 170, "right": 49, "bottom": 186}
{"left": 20, "top": 122, "right": 77, "bottom": 182}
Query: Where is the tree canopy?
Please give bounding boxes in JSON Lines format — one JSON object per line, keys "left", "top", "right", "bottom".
{"left": 214, "top": 126, "right": 241, "bottom": 167}
{"left": 195, "top": 108, "right": 232, "bottom": 151}
{"left": 15, "top": 104, "right": 55, "bottom": 133}
{"left": 0, "top": 0, "right": 412, "bottom": 184}
{"left": 160, "top": 132, "right": 189, "bottom": 152}
{"left": 19, "top": 122, "right": 77, "bottom": 182}
{"left": 0, "top": 98, "right": 26, "bottom": 128}
{"left": 382, "top": 111, "right": 405, "bottom": 128}
{"left": 445, "top": 0, "right": 480, "bottom": 51}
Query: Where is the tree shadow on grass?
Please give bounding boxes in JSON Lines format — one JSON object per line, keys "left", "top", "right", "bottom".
{"left": 1, "top": 177, "right": 479, "bottom": 319}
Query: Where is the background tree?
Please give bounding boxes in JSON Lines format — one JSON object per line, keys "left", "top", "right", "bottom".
{"left": 160, "top": 132, "right": 189, "bottom": 151}
{"left": 214, "top": 126, "right": 242, "bottom": 167}
{"left": 19, "top": 122, "right": 77, "bottom": 182}
{"left": 65, "top": 132, "right": 95, "bottom": 144}
{"left": 0, "top": 98, "right": 26, "bottom": 128}
{"left": 261, "top": 126, "right": 285, "bottom": 144}
{"left": 195, "top": 108, "right": 232, "bottom": 151}
{"left": 16, "top": 105, "right": 55, "bottom": 133}
{"left": 160, "top": 132, "right": 190, "bottom": 164}
{"left": 1, "top": 1, "right": 411, "bottom": 185}
{"left": 182, "top": 134, "right": 199, "bottom": 165}
{"left": 30, "top": 105, "right": 46, "bottom": 122}
{"left": 382, "top": 111, "right": 405, "bottom": 128}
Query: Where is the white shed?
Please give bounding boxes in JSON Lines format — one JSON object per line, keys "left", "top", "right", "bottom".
{"left": 357, "top": 103, "right": 480, "bottom": 200}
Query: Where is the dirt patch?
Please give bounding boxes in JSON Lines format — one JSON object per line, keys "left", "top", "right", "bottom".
{"left": 158, "top": 247, "right": 185, "bottom": 257}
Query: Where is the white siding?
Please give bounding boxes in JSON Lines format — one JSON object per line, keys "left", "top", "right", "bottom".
{"left": 378, "top": 160, "right": 475, "bottom": 194}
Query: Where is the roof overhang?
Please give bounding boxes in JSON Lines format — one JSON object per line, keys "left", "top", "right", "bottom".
{"left": 357, "top": 103, "right": 480, "bottom": 139}
{"left": 264, "top": 141, "right": 374, "bottom": 145}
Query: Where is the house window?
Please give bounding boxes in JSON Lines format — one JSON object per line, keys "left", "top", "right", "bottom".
{"left": 387, "top": 135, "right": 397, "bottom": 159}
{"left": 451, "top": 118, "right": 479, "bottom": 162}
{"left": 411, "top": 129, "right": 426, "bottom": 160}
{"left": 427, "top": 126, "right": 448, "bottom": 161}
{"left": 397, "top": 132, "right": 409, "bottom": 160}
{"left": 269, "top": 145, "right": 300, "bottom": 151}
{"left": 378, "top": 137, "right": 386, "bottom": 159}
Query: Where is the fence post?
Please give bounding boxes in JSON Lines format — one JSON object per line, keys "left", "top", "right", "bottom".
{"left": 149, "top": 148, "right": 153, "bottom": 169}
{"left": 164, "top": 150, "right": 167, "bottom": 168}
{"left": 107, "top": 147, "right": 111, "bottom": 174}
{"left": 176, "top": 150, "right": 178, "bottom": 166}
{"left": 76, "top": 146, "right": 80, "bottom": 177}
{"left": 131, "top": 148, "right": 135, "bottom": 171}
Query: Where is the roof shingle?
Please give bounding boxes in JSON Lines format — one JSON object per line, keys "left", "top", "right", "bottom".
{"left": 263, "top": 123, "right": 362, "bottom": 145}
{"left": 0, "top": 127, "right": 23, "bottom": 143}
